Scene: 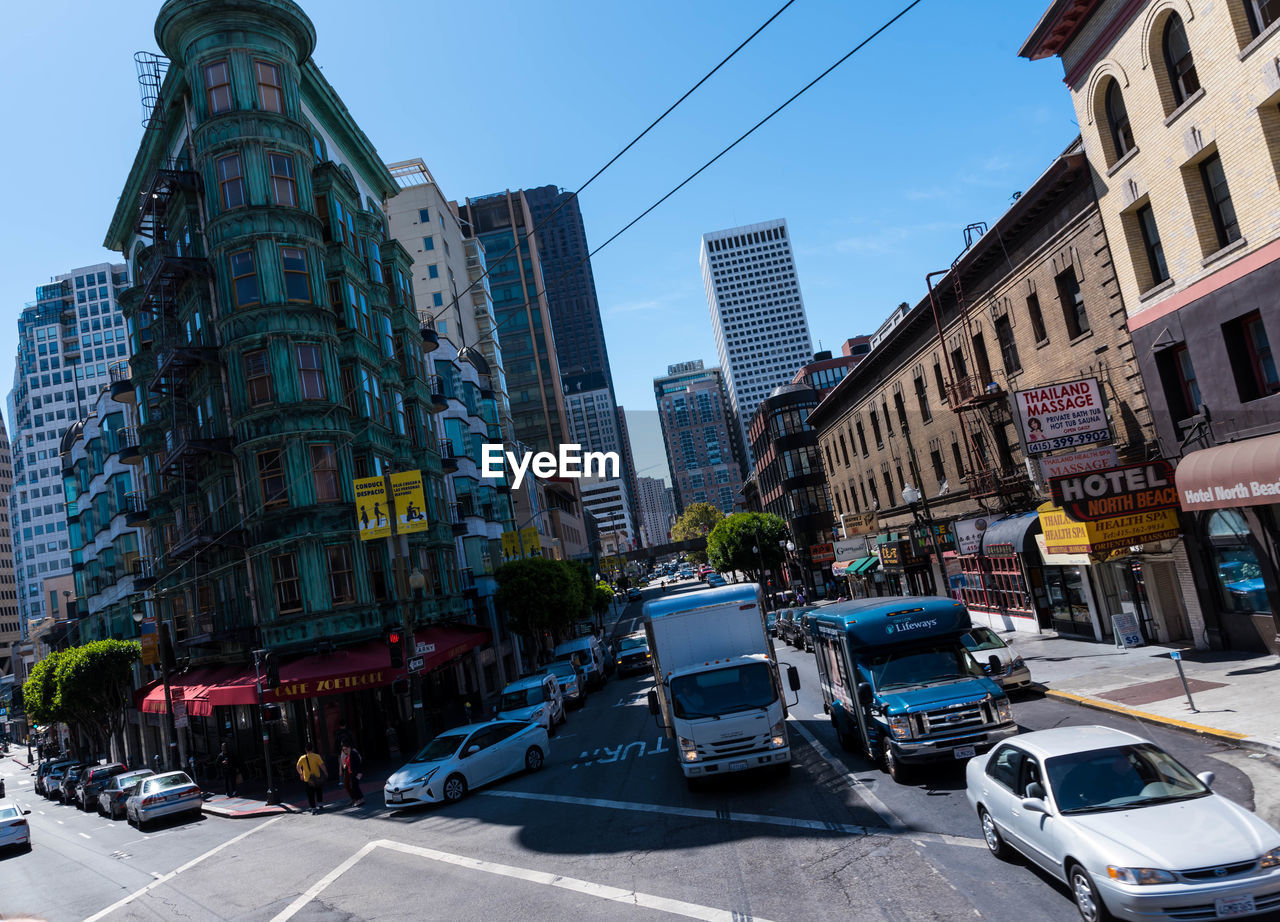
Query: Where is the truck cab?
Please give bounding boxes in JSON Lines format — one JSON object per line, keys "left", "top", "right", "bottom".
{"left": 810, "top": 597, "right": 1016, "bottom": 783}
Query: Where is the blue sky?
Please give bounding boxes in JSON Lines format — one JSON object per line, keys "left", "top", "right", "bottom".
{"left": 0, "top": 0, "right": 1077, "bottom": 485}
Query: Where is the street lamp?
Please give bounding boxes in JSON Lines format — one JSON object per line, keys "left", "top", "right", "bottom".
{"left": 902, "top": 484, "right": 945, "bottom": 596}
{"left": 133, "top": 602, "right": 178, "bottom": 772}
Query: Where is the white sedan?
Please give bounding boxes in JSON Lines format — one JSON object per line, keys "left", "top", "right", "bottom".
{"left": 0, "top": 802, "right": 32, "bottom": 852}
{"left": 966, "top": 725, "right": 1280, "bottom": 921}
{"left": 384, "top": 719, "right": 548, "bottom": 807}
{"left": 125, "top": 771, "right": 203, "bottom": 830}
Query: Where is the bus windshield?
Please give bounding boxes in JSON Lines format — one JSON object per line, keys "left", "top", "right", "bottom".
{"left": 670, "top": 662, "right": 777, "bottom": 719}
{"left": 867, "top": 642, "right": 979, "bottom": 692}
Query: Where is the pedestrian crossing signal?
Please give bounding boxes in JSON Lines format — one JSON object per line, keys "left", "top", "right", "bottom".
{"left": 260, "top": 703, "right": 282, "bottom": 722}
{"left": 386, "top": 628, "right": 405, "bottom": 668}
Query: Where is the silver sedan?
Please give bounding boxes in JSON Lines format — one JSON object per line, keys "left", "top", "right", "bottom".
{"left": 125, "top": 771, "right": 203, "bottom": 830}
{"left": 965, "top": 725, "right": 1280, "bottom": 921}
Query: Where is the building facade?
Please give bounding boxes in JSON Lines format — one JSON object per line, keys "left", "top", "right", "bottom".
{"left": 7, "top": 263, "right": 129, "bottom": 632}
{"left": 0, "top": 415, "right": 19, "bottom": 679}
{"left": 700, "top": 219, "right": 814, "bottom": 470}
{"left": 792, "top": 338, "right": 872, "bottom": 398}
{"left": 653, "top": 360, "right": 744, "bottom": 515}
{"left": 1022, "top": 0, "right": 1280, "bottom": 652}
{"left": 100, "top": 0, "right": 474, "bottom": 767}
{"left": 636, "top": 475, "right": 676, "bottom": 548}
{"left": 811, "top": 141, "right": 1178, "bottom": 643}
{"left": 580, "top": 477, "right": 634, "bottom": 554}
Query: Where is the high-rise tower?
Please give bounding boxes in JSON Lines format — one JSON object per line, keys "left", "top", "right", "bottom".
{"left": 653, "top": 360, "right": 744, "bottom": 515}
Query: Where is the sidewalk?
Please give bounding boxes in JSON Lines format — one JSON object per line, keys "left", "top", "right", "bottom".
{"left": 201, "top": 757, "right": 401, "bottom": 818}
{"left": 1009, "top": 630, "right": 1280, "bottom": 754}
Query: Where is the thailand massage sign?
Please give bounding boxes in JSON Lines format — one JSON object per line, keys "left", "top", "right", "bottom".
{"left": 1037, "top": 502, "right": 1180, "bottom": 558}
{"left": 1013, "top": 377, "right": 1111, "bottom": 456}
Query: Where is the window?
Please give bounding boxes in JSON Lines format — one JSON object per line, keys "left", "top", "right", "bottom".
{"left": 418, "top": 208, "right": 429, "bottom": 223}
{"left": 1156, "top": 343, "right": 1202, "bottom": 424}
{"left": 986, "top": 746, "right": 1023, "bottom": 791}
{"left": 1206, "top": 509, "right": 1270, "bottom": 614}
{"left": 326, "top": 545, "right": 355, "bottom": 604}
{"left": 204, "top": 60, "right": 231, "bottom": 114}
{"left": 933, "top": 358, "right": 947, "bottom": 403}
{"left": 229, "top": 249, "right": 260, "bottom": 308}
{"left": 428, "top": 264, "right": 439, "bottom": 279}
{"left": 1199, "top": 154, "right": 1241, "bottom": 250}
{"left": 1223, "top": 311, "right": 1280, "bottom": 401}
{"left": 297, "top": 344, "right": 326, "bottom": 399}
{"left": 1245, "top": 0, "right": 1280, "bottom": 37}
{"left": 995, "top": 315, "right": 1021, "bottom": 374}
{"left": 951, "top": 439, "right": 965, "bottom": 479}
{"left": 1026, "top": 293, "right": 1047, "bottom": 343}
{"left": 423, "top": 236, "right": 435, "bottom": 251}
{"left": 914, "top": 374, "right": 931, "bottom": 421}
{"left": 1137, "top": 205, "right": 1170, "bottom": 286}
{"left": 216, "top": 153, "right": 245, "bottom": 209}
{"left": 256, "top": 60, "right": 283, "bottom": 113}
{"left": 245, "top": 349, "right": 272, "bottom": 407}
{"left": 281, "top": 247, "right": 310, "bottom": 302}
{"left": 1055, "top": 268, "right": 1089, "bottom": 339}
{"left": 930, "top": 449, "right": 946, "bottom": 484}
{"left": 268, "top": 152, "right": 297, "bottom": 207}
{"left": 311, "top": 133, "right": 326, "bottom": 164}
{"left": 256, "top": 450, "right": 288, "bottom": 508}
{"left": 1105, "top": 80, "right": 1135, "bottom": 161}
{"left": 271, "top": 553, "right": 302, "bottom": 613}
{"left": 1163, "top": 14, "right": 1199, "bottom": 107}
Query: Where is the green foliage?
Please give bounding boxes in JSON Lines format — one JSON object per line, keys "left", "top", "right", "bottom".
{"left": 592, "top": 584, "right": 615, "bottom": 616}
{"left": 22, "top": 652, "right": 64, "bottom": 726}
{"left": 496, "top": 557, "right": 583, "bottom": 637}
{"left": 671, "top": 502, "right": 723, "bottom": 565}
{"left": 22, "top": 641, "right": 140, "bottom": 753}
{"left": 569, "top": 560, "right": 595, "bottom": 622}
{"left": 706, "top": 512, "right": 789, "bottom": 582}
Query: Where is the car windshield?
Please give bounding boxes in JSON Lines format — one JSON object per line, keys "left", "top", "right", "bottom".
{"left": 413, "top": 733, "right": 467, "bottom": 763}
{"left": 0, "top": 805, "right": 18, "bottom": 820}
{"left": 544, "top": 663, "right": 576, "bottom": 680}
{"left": 501, "top": 686, "right": 543, "bottom": 709}
{"left": 115, "top": 772, "right": 151, "bottom": 790}
{"left": 150, "top": 773, "right": 194, "bottom": 791}
{"left": 868, "top": 642, "right": 979, "bottom": 691}
{"left": 670, "top": 662, "right": 777, "bottom": 719}
{"left": 963, "top": 627, "right": 1006, "bottom": 652}
{"left": 619, "top": 636, "right": 647, "bottom": 651}
{"left": 1048, "top": 743, "right": 1210, "bottom": 814}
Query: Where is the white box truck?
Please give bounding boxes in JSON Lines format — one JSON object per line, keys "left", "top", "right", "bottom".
{"left": 643, "top": 583, "right": 800, "bottom": 788}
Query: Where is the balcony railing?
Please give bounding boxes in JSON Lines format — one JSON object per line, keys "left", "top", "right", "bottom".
{"left": 946, "top": 373, "right": 1006, "bottom": 407}
{"left": 966, "top": 466, "right": 1033, "bottom": 499}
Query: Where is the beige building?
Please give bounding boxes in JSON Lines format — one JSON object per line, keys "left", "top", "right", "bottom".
{"left": 0, "top": 415, "right": 20, "bottom": 680}
{"left": 1022, "top": 0, "right": 1280, "bottom": 652}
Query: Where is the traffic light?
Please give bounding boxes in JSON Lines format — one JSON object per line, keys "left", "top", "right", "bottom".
{"left": 386, "top": 627, "right": 405, "bottom": 668}
{"left": 262, "top": 651, "right": 280, "bottom": 689}
{"left": 260, "top": 703, "right": 282, "bottom": 722}
{"left": 391, "top": 678, "right": 410, "bottom": 696}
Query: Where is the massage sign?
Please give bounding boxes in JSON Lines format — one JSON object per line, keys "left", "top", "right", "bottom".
{"left": 1013, "top": 377, "right": 1112, "bottom": 455}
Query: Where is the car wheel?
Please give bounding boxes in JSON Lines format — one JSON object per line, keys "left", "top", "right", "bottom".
{"left": 442, "top": 773, "right": 467, "bottom": 803}
{"left": 525, "top": 746, "right": 544, "bottom": 773}
{"left": 1069, "top": 863, "right": 1112, "bottom": 922}
{"left": 882, "top": 737, "right": 912, "bottom": 785}
{"left": 978, "top": 808, "right": 1010, "bottom": 860}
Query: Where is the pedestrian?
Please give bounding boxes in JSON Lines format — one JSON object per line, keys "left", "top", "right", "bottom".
{"left": 296, "top": 741, "right": 328, "bottom": 814}
{"left": 340, "top": 743, "right": 364, "bottom": 807}
{"left": 215, "top": 742, "right": 239, "bottom": 797}
{"left": 385, "top": 725, "right": 400, "bottom": 759}
{"left": 335, "top": 721, "right": 355, "bottom": 751}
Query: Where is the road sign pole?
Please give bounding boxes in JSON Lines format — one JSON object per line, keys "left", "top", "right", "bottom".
{"left": 1171, "top": 650, "right": 1198, "bottom": 712}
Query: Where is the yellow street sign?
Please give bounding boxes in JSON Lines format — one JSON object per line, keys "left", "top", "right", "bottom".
{"left": 391, "top": 470, "right": 430, "bottom": 534}
{"left": 500, "top": 526, "right": 544, "bottom": 561}
{"left": 354, "top": 476, "right": 391, "bottom": 540}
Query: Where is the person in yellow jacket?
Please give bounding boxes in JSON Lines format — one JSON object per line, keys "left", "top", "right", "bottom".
{"left": 296, "top": 741, "right": 328, "bottom": 814}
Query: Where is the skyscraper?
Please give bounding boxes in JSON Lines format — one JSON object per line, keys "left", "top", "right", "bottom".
{"left": 653, "top": 360, "right": 744, "bottom": 515}
{"left": 700, "top": 219, "right": 813, "bottom": 469}
{"left": 7, "top": 262, "right": 129, "bottom": 629}
{"left": 636, "top": 475, "right": 676, "bottom": 547}
{"left": 0, "top": 414, "right": 20, "bottom": 678}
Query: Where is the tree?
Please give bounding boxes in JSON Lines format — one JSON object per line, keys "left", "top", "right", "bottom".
{"left": 568, "top": 560, "right": 595, "bottom": 623}
{"left": 22, "top": 652, "right": 64, "bottom": 728}
{"left": 592, "top": 584, "right": 615, "bottom": 617}
{"left": 671, "top": 502, "right": 724, "bottom": 565}
{"left": 53, "top": 640, "right": 140, "bottom": 761}
{"left": 496, "top": 558, "right": 584, "bottom": 655}
{"left": 706, "top": 512, "right": 789, "bottom": 585}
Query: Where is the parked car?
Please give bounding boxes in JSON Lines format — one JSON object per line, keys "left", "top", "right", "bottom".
{"left": 961, "top": 626, "right": 1032, "bottom": 689}
{"left": 778, "top": 607, "right": 815, "bottom": 648}
{"left": 705, "top": 573, "right": 727, "bottom": 588}
{"left": 774, "top": 609, "right": 798, "bottom": 646}
{"left": 615, "top": 632, "right": 652, "bottom": 677}
{"left": 34, "top": 759, "right": 75, "bottom": 798}
{"left": 627, "top": 586, "right": 643, "bottom": 601}
{"left": 766, "top": 610, "right": 779, "bottom": 637}
{"left": 496, "top": 674, "right": 565, "bottom": 734}
{"left": 99, "top": 769, "right": 155, "bottom": 820}
{"left": 542, "top": 660, "right": 587, "bottom": 708}
{"left": 0, "top": 802, "right": 32, "bottom": 853}
{"left": 966, "top": 725, "right": 1280, "bottom": 922}
{"left": 45, "top": 761, "right": 84, "bottom": 801}
{"left": 553, "top": 636, "right": 608, "bottom": 690}
{"left": 77, "top": 762, "right": 129, "bottom": 812}
{"left": 125, "top": 771, "right": 203, "bottom": 830}
{"left": 59, "top": 763, "right": 96, "bottom": 805}
{"left": 383, "top": 719, "right": 549, "bottom": 807}
{"left": 794, "top": 609, "right": 816, "bottom": 652}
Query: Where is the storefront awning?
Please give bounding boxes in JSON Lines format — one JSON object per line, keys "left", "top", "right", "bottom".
{"left": 1176, "top": 432, "right": 1280, "bottom": 510}
{"left": 831, "top": 558, "right": 858, "bottom": 576}
{"left": 854, "top": 555, "right": 880, "bottom": 574}
{"left": 135, "top": 624, "right": 491, "bottom": 714}
{"left": 981, "top": 512, "right": 1041, "bottom": 556}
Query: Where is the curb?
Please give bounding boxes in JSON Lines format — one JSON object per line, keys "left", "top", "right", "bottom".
{"left": 201, "top": 802, "right": 295, "bottom": 818}
{"left": 1045, "top": 689, "right": 1280, "bottom": 756}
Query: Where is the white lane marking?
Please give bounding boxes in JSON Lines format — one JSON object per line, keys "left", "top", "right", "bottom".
{"left": 83, "top": 816, "right": 283, "bottom": 922}
{"left": 271, "top": 838, "right": 773, "bottom": 922}
{"left": 79, "top": 832, "right": 92, "bottom": 839}
{"left": 482, "top": 789, "right": 877, "bottom": 837}
{"left": 613, "top": 691, "right": 650, "bottom": 708}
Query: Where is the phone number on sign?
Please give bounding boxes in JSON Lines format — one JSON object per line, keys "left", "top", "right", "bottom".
{"left": 1028, "top": 428, "right": 1112, "bottom": 455}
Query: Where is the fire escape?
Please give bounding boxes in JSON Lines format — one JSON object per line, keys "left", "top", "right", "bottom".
{"left": 927, "top": 224, "right": 1033, "bottom": 513}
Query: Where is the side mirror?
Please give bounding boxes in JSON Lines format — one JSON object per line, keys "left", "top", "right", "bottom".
{"left": 857, "top": 682, "right": 874, "bottom": 706}
{"left": 1025, "top": 781, "right": 1046, "bottom": 800}
{"left": 988, "top": 655, "right": 1002, "bottom": 674}
{"left": 787, "top": 665, "right": 801, "bottom": 692}
{"left": 22, "top": 808, "right": 32, "bottom": 815}
{"left": 1197, "top": 771, "right": 1215, "bottom": 789}
{"left": 647, "top": 690, "right": 660, "bottom": 715}
{"left": 1020, "top": 797, "right": 1050, "bottom": 815}
{"left": 465, "top": 745, "right": 481, "bottom": 757}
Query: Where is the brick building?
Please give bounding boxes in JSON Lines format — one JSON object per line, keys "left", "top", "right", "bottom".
{"left": 1022, "top": 0, "right": 1280, "bottom": 653}
{"left": 810, "top": 140, "right": 1186, "bottom": 642}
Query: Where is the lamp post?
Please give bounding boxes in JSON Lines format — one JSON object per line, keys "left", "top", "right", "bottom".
{"left": 133, "top": 603, "right": 179, "bottom": 772}
{"left": 407, "top": 567, "right": 429, "bottom": 744}
{"left": 902, "top": 484, "right": 945, "bottom": 597}
{"left": 779, "top": 539, "right": 799, "bottom": 597}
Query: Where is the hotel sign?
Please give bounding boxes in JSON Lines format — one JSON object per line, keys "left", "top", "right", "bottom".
{"left": 1049, "top": 459, "right": 1178, "bottom": 523}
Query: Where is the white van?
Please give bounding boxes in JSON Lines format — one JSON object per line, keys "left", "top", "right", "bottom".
{"left": 496, "top": 674, "right": 565, "bottom": 734}
{"left": 553, "top": 636, "right": 607, "bottom": 690}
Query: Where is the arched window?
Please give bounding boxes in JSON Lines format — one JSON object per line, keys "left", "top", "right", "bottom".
{"left": 1105, "top": 81, "right": 1135, "bottom": 160}
{"left": 1162, "top": 14, "right": 1199, "bottom": 106}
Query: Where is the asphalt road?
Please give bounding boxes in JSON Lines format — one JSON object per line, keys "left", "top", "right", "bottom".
{"left": 4, "top": 579, "right": 1278, "bottom": 921}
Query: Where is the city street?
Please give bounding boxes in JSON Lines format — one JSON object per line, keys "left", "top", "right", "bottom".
{"left": 5, "top": 584, "right": 1279, "bottom": 921}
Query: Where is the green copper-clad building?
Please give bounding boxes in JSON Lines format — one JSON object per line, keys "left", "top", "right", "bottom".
{"left": 102, "top": 0, "right": 476, "bottom": 763}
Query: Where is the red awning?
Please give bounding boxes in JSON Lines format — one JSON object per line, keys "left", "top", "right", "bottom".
{"left": 134, "top": 625, "right": 492, "bottom": 713}
{"left": 1176, "top": 433, "right": 1280, "bottom": 511}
